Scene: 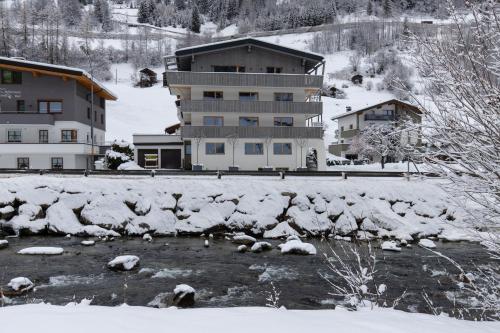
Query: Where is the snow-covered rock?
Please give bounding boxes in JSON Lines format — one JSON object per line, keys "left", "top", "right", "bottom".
{"left": 237, "top": 245, "right": 248, "bottom": 253}
{"left": 0, "top": 205, "right": 15, "bottom": 219}
{"left": 107, "top": 255, "right": 140, "bottom": 271}
{"left": 81, "top": 240, "right": 95, "bottom": 246}
{"left": 18, "top": 247, "right": 64, "bottom": 255}
{"left": 7, "top": 277, "right": 34, "bottom": 292}
{"left": 232, "top": 234, "right": 257, "bottom": 245}
{"left": 173, "top": 284, "right": 195, "bottom": 308}
{"left": 143, "top": 233, "right": 152, "bottom": 242}
{"left": 279, "top": 239, "right": 316, "bottom": 255}
{"left": 0, "top": 239, "right": 8, "bottom": 249}
{"left": 250, "top": 241, "right": 272, "bottom": 253}
{"left": 381, "top": 241, "right": 401, "bottom": 252}
{"left": 419, "top": 239, "right": 437, "bottom": 249}
{"left": 263, "top": 221, "right": 299, "bottom": 239}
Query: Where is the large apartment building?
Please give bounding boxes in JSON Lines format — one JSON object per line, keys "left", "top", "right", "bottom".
{"left": 134, "top": 38, "right": 326, "bottom": 171}
{"left": 329, "top": 99, "right": 422, "bottom": 161}
{"left": 0, "top": 57, "right": 117, "bottom": 169}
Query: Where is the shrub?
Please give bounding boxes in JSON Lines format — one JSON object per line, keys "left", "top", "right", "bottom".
{"left": 105, "top": 140, "right": 134, "bottom": 170}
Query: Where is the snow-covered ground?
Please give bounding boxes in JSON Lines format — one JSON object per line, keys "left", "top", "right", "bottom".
{"left": 0, "top": 304, "right": 497, "bottom": 333}
{"left": 0, "top": 175, "right": 492, "bottom": 242}
{"left": 105, "top": 63, "right": 177, "bottom": 142}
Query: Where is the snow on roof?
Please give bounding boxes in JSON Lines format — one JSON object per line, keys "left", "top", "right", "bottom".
{"left": 0, "top": 56, "right": 117, "bottom": 100}
{"left": 330, "top": 99, "right": 420, "bottom": 120}
{"left": 174, "top": 37, "right": 324, "bottom": 62}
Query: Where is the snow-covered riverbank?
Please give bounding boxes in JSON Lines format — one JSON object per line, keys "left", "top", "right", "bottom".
{"left": 0, "top": 303, "right": 497, "bottom": 333}
{"left": 0, "top": 175, "right": 492, "bottom": 242}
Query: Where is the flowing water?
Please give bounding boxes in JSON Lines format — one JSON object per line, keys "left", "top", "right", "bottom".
{"left": 0, "top": 236, "right": 492, "bottom": 317}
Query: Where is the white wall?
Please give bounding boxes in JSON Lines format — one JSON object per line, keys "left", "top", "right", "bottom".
{"left": 192, "top": 138, "right": 325, "bottom": 171}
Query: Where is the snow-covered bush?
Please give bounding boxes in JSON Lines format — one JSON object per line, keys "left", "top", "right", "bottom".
{"left": 105, "top": 140, "right": 134, "bottom": 170}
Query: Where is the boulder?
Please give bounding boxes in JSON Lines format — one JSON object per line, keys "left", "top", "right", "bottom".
{"left": 237, "top": 245, "right": 248, "bottom": 253}
{"left": 107, "top": 255, "right": 140, "bottom": 271}
{"left": 0, "top": 205, "right": 15, "bottom": 220}
{"left": 0, "top": 239, "right": 8, "bottom": 250}
{"left": 279, "top": 239, "right": 316, "bottom": 255}
{"left": 6, "top": 277, "right": 34, "bottom": 295}
{"left": 172, "top": 284, "right": 195, "bottom": 308}
{"left": 81, "top": 240, "right": 95, "bottom": 246}
{"left": 250, "top": 242, "right": 272, "bottom": 253}
{"left": 232, "top": 234, "right": 256, "bottom": 246}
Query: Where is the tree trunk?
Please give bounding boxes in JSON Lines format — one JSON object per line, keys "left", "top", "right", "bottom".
{"left": 381, "top": 156, "right": 385, "bottom": 169}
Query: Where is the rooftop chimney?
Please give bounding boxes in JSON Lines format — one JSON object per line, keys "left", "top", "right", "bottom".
{"left": 346, "top": 106, "right": 352, "bottom": 112}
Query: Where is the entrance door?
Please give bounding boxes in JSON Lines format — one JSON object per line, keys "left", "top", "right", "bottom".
{"left": 161, "top": 149, "right": 181, "bottom": 169}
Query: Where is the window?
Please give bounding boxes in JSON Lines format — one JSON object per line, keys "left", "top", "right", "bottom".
{"left": 239, "top": 92, "right": 258, "bottom": 101}
{"left": 38, "top": 101, "right": 62, "bottom": 113}
{"left": 203, "top": 91, "right": 223, "bottom": 100}
{"left": 274, "top": 117, "right": 294, "bottom": 127}
{"left": 206, "top": 142, "right": 225, "bottom": 155}
{"left": 267, "top": 67, "right": 283, "bottom": 73}
{"left": 203, "top": 116, "right": 224, "bottom": 126}
{"left": 51, "top": 157, "right": 63, "bottom": 170}
{"left": 239, "top": 117, "right": 259, "bottom": 127}
{"left": 16, "top": 100, "right": 25, "bottom": 112}
{"left": 340, "top": 126, "right": 344, "bottom": 132}
{"left": 101, "top": 114, "right": 104, "bottom": 124}
{"left": 185, "top": 140, "right": 192, "bottom": 155}
{"left": 94, "top": 110, "right": 97, "bottom": 122}
{"left": 273, "top": 143, "right": 292, "bottom": 155}
{"left": 61, "top": 130, "right": 77, "bottom": 143}
{"left": 349, "top": 124, "right": 353, "bottom": 129}
{"left": 8, "top": 130, "right": 21, "bottom": 142}
{"left": 87, "top": 107, "right": 91, "bottom": 119}
{"left": 213, "top": 65, "right": 245, "bottom": 72}
{"left": 17, "top": 157, "right": 29, "bottom": 169}
{"left": 274, "top": 93, "right": 293, "bottom": 102}
{"left": 245, "top": 143, "right": 264, "bottom": 155}
{"left": 100, "top": 97, "right": 105, "bottom": 109}
{"left": 1, "top": 70, "right": 22, "bottom": 84}
{"left": 39, "top": 130, "right": 48, "bottom": 143}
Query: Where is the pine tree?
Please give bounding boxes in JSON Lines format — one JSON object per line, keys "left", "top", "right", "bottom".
{"left": 190, "top": 5, "right": 201, "bottom": 33}
{"left": 60, "top": 0, "right": 82, "bottom": 27}
{"left": 137, "top": 0, "right": 150, "bottom": 23}
{"left": 174, "top": 0, "right": 185, "bottom": 10}
{"left": 101, "top": 0, "right": 113, "bottom": 31}
{"left": 383, "top": 0, "right": 393, "bottom": 17}
{"left": 94, "top": 0, "right": 103, "bottom": 23}
{"left": 367, "top": 1, "right": 373, "bottom": 16}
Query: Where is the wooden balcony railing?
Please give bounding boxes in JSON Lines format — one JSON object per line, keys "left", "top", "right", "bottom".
{"left": 164, "top": 71, "right": 323, "bottom": 88}
{"left": 180, "top": 100, "right": 322, "bottom": 115}
{"left": 181, "top": 126, "right": 323, "bottom": 139}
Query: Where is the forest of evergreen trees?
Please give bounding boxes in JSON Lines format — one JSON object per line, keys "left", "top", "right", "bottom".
{"left": 133, "top": 0, "right": 469, "bottom": 33}
{"left": 0, "top": 0, "right": 472, "bottom": 81}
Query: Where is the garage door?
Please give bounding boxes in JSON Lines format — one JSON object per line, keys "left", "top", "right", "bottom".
{"left": 161, "top": 149, "right": 181, "bottom": 169}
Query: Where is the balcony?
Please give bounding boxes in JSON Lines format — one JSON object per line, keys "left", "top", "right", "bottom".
{"left": 164, "top": 71, "right": 323, "bottom": 88}
{"left": 180, "top": 100, "right": 322, "bottom": 115}
{"left": 364, "top": 114, "right": 395, "bottom": 121}
{"left": 340, "top": 129, "right": 359, "bottom": 139}
{"left": 328, "top": 143, "right": 350, "bottom": 156}
{"left": 0, "top": 111, "right": 55, "bottom": 125}
{"left": 0, "top": 140, "right": 99, "bottom": 154}
{"left": 181, "top": 126, "right": 323, "bottom": 139}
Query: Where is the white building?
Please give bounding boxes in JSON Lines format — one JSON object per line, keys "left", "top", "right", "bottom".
{"left": 0, "top": 57, "right": 117, "bottom": 169}
{"left": 134, "top": 37, "right": 326, "bottom": 171}
{"left": 329, "top": 99, "right": 422, "bottom": 161}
